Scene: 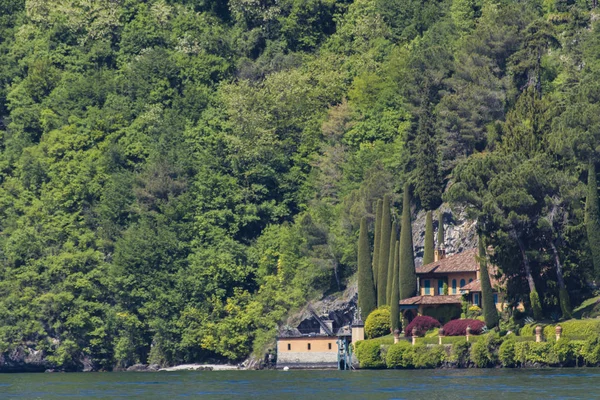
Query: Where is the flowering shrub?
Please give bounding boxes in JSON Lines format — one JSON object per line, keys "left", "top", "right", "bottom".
{"left": 404, "top": 316, "right": 441, "bottom": 337}
{"left": 467, "top": 305, "right": 482, "bottom": 318}
{"left": 442, "top": 319, "right": 485, "bottom": 336}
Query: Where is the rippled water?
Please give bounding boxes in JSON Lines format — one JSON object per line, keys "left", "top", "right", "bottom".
{"left": 1, "top": 369, "right": 599, "bottom": 399}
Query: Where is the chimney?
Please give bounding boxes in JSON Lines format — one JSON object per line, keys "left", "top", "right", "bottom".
{"left": 434, "top": 247, "right": 446, "bottom": 262}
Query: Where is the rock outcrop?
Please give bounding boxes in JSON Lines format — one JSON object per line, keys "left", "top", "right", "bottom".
{"left": 412, "top": 204, "right": 477, "bottom": 267}
{"left": 284, "top": 281, "right": 358, "bottom": 335}
{"left": 0, "top": 346, "right": 53, "bottom": 373}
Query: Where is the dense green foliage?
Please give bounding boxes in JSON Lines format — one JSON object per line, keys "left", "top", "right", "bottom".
{"left": 386, "top": 222, "right": 397, "bottom": 304}
{"left": 378, "top": 194, "right": 392, "bottom": 306}
{"left": 358, "top": 216, "right": 376, "bottom": 320}
{"left": 373, "top": 200, "right": 383, "bottom": 288}
{"left": 423, "top": 211, "right": 434, "bottom": 265}
{"left": 586, "top": 162, "right": 600, "bottom": 279}
{"left": 2, "top": 0, "right": 600, "bottom": 370}
{"left": 478, "top": 237, "right": 498, "bottom": 328}
{"left": 390, "top": 241, "right": 400, "bottom": 332}
{"left": 365, "top": 306, "right": 391, "bottom": 339}
{"left": 399, "top": 185, "right": 416, "bottom": 299}
{"left": 354, "top": 340, "right": 385, "bottom": 369}
{"left": 358, "top": 330, "right": 600, "bottom": 368}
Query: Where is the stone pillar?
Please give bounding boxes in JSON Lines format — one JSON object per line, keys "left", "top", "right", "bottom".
{"left": 438, "top": 328, "right": 445, "bottom": 345}
{"left": 393, "top": 329, "right": 400, "bottom": 344}
{"left": 535, "top": 325, "right": 543, "bottom": 343}
{"left": 466, "top": 325, "right": 471, "bottom": 342}
{"left": 412, "top": 327, "right": 418, "bottom": 346}
{"left": 351, "top": 322, "right": 365, "bottom": 343}
{"left": 555, "top": 325, "right": 562, "bottom": 341}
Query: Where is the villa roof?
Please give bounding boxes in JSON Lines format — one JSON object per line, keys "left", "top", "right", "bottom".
{"left": 399, "top": 295, "right": 462, "bottom": 306}
{"left": 461, "top": 279, "right": 481, "bottom": 292}
{"left": 416, "top": 249, "right": 479, "bottom": 274}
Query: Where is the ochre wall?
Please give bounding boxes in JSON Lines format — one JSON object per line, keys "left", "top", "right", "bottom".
{"left": 277, "top": 337, "right": 338, "bottom": 354}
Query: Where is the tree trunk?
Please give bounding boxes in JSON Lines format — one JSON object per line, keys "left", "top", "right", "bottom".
{"left": 549, "top": 241, "right": 565, "bottom": 290}
{"left": 514, "top": 230, "right": 536, "bottom": 293}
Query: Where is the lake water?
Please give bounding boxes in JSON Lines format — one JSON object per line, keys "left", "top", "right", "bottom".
{"left": 0, "top": 369, "right": 599, "bottom": 399}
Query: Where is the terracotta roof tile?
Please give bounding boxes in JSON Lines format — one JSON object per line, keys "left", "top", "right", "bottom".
{"left": 416, "top": 248, "right": 479, "bottom": 274}
{"left": 461, "top": 279, "right": 481, "bottom": 292}
{"left": 399, "top": 295, "right": 462, "bottom": 306}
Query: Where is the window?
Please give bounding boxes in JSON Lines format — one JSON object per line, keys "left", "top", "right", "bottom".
{"left": 493, "top": 294, "right": 498, "bottom": 304}
{"left": 424, "top": 280, "right": 431, "bottom": 295}
{"left": 438, "top": 280, "right": 444, "bottom": 295}
{"left": 469, "top": 279, "right": 473, "bottom": 283}
{"left": 307, "top": 343, "right": 311, "bottom": 350}
{"left": 328, "top": 343, "right": 332, "bottom": 350}
{"left": 474, "top": 293, "right": 480, "bottom": 306}
{"left": 452, "top": 279, "right": 457, "bottom": 294}
{"left": 460, "top": 279, "right": 466, "bottom": 288}
{"left": 287, "top": 344, "right": 291, "bottom": 351}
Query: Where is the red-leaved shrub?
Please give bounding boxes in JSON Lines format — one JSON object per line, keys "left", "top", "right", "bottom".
{"left": 442, "top": 319, "right": 485, "bottom": 336}
{"left": 404, "top": 316, "right": 441, "bottom": 337}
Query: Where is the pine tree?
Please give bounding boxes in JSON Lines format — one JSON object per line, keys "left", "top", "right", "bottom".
{"left": 386, "top": 222, "right": 398, "bottom": 305}
{"left": 478, "top": 236, "right": 498, "bottom": 328}
{"left": 390, "top": 240, "right": 401, "bottom": 332}
{"left": 373, "top": 200, "right": 383, "bottom": 288}
{"left": 358, "top": 216, "right": 376, "bottom": 320}
{"left": 423, "top": 211, "right": 434, "bottom": 265}
{"left": 378, "top": 195, "right": 392, "bottom": 306}
{"left": 586, "top": 161, "right": 600, "bottom": 280}
{"left": 437, "top": 211, "right": 444, "bottom": 248}
{"left": 399, "top": 184, "right": 417, "bottom": 299}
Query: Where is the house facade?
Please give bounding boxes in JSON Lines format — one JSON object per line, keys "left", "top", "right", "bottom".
{"left": 276, "top": 318, "right": 361, "bottom": 369}
{"left": 399, "top": 248, "right": 506, "bottom": 324}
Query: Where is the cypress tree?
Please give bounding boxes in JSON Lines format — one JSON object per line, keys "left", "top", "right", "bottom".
{"left": 358, "top": 216, "right": 376, "bottom": 320}
{"left": 423, "top": 211, "right": 434, "bottom": 265}
{"left": 586, "top": 161, "right": 600, "bottom": 279}
{"left": 437, "top": 211, "right": 444, "bottom": 249}
{"left": 373, "top": 200, "right": 383, "bottom": 287}
{"left": 390, "top": 240, "right": 401, "bottom": 332}
{"left": 399, "top": 184, "right": 417, "bottom": 299}
{"left": 415, "top": 106, "right": 442, "bottom": 211}
{"left": 378, "top": 195, "right": 392, "bottom": 306}
{"left": 386, "top": 222, "right": 398, "bottom": 305}
{"left": 478, "top": 236, "right": 498, "bottom": 328}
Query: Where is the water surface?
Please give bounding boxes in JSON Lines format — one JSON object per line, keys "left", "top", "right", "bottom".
{"left": 0, "top": 369, "right": 599, "bottom": 399}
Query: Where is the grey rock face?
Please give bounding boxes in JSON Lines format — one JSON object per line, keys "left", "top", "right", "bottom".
{"left": 412, "top": 204, "right": 478, "bottom": 267}
{"left": 285, "top": 282, "right": 358, "bottom": 335}
{"left": 0, "top": 346, "right": 53, "bottom": 373}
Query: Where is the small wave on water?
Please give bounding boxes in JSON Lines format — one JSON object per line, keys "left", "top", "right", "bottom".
{"left": 1, "top": 369, "right": 600, "bottom": 399}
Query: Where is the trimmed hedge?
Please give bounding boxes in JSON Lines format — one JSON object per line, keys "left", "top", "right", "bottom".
{"left": 520, "top": 319, "right": 600, "bottom": 340}
{"left": 354, "top": 340, "right": 385, "bottom": 369}
{"left": 442, "top": 319, "right": 485, "bottom": 336}
{"left": 356, "top": 328, "right": 600, "bottom": 369}
{"left": 365, "top": 306, "right": 391, "bottom": 339}
{"left": 405, "top": 316, "right": 441, "bottom": 337}
{"left": 385, "top": 342, "right": 445, "bottom": 369}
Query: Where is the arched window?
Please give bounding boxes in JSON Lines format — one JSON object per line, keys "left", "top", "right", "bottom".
{"left": 460, "top": 279, "right": 466, "bottom": 288}
{"left": 469, "top": 279, "right": 473, "bottom": 283}
{"left": 452, "top": 279, "right": 457, "bottom": 294}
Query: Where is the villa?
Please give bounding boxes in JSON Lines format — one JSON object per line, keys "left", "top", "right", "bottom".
{"left": 399, "top": 247, "right": 506, "bottom": 323}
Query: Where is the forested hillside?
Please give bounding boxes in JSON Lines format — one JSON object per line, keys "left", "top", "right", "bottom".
{"left": 0, "top": 0, "right": 599, "bottom": 370}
